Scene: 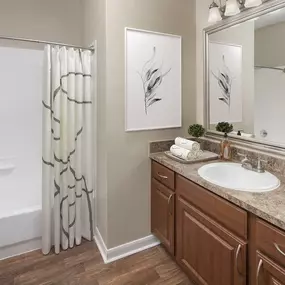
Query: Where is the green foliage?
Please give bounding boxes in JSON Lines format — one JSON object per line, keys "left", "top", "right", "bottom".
{"left": 188, "top": 124, "right": 205, "bottom": 138}
{"left": 216, "top": 122, "right": 233, "bottom": 134}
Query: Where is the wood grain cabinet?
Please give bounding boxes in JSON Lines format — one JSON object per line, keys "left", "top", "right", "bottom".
{"left": 251, "top": 217, "right": 285, "bottom": 285}
{"left": 176, "top": 175, "right": 247, "bottom": 285}
{"left": 256, "top": 251, "right": 285, "bottom": 285}
{"left": 150, "top": 160, "right": 285, "bottom": 285}
{"left": 151, "top": 162, "right": 175, "bottom": 255}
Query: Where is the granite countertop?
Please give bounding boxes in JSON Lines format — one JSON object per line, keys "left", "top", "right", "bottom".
{"left": 150, "top": 152, "right": 285, "bottom": 231}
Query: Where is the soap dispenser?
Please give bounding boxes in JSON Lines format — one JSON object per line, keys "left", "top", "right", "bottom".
{"left": 220, "top": 133, "right": 231, "bottom": 160}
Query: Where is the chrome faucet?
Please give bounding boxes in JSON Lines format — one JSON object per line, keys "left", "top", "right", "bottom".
{"left": 240, "top": 155, "right": 253, "bottom": 171}
{"left": 238, "top": 153, "right": 266, "bottom": 173}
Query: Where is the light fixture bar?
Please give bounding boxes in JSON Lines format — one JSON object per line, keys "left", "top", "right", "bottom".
{"left": 208, "top": 0, "right": 263, "bottom": 24}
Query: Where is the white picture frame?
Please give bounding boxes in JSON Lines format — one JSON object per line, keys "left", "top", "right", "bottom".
{"left": 209, "top": 42, "right": 243, "bottom": 124}
{"left": 125, "top": 28, "right": 182, "bottom": 132}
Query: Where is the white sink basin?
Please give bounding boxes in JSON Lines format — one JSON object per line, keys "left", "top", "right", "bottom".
{"left": 198, "top": 162, "right": 280, "bottom": 193}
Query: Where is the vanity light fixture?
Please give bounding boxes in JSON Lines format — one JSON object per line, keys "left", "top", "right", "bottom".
{"left": 244, "top": 0, "right": 262, "bottom": 8}
{"left": 208, "top": 1, "right": 222, "bottom": 23}
{"left": 208, "top": 0, "right": 264, "bottom": 24}
{"left": 225, "top": 0, "right": 241, "bottom": 16}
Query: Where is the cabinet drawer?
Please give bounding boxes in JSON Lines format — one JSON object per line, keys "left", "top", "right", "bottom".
{"left": 152, "top": 161, "right": 175, "bottom": 190}
{"left": 176, "top": 174, "right": 248, "bottom": 240}
{"left": 256, "top": 218, "right": 285, "bottom": 266}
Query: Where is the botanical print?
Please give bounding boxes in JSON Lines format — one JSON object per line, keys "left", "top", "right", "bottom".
{"left": 138, "top": 47, "right": 171, "bottom": 114}
{"left": 209, "top": 42, "right": 242, "bottom": 124}
{"left": 125, "top": 28, "right": 181, "bottom": 131}
{"left": 211, "top": 55, "right": 232, "bottom": 107}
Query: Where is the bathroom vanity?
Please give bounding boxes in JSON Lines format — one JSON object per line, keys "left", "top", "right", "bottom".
{"left": 150, "top": 153, "right": 285, "bottom": 285}
{"left": 149, "top": 1, "right": 285, "bottom": 283}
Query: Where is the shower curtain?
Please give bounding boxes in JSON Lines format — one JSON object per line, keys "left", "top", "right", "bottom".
{"left": 42, "top": 45, "right": 94, "bottom": 254}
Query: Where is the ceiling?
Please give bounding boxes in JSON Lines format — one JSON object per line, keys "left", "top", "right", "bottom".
{"left": 255, "top": 7, "right": 285, "bottom": 29}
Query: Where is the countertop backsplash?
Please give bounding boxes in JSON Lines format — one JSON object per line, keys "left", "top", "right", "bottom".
{"left": 149, "top": 136, "right": 285, "bottom": 176}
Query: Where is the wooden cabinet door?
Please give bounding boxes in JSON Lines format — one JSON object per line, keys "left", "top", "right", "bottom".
{"left": 256, "top": 251, "right": 285, "bottom": 285}
{"left": 151, "top": 178, "right": 175, "bottom": 255}
{"left": 176, "top": 194, "right": 247, "bottom": 285}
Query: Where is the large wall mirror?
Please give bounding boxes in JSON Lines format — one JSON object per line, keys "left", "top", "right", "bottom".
{"left": 204, "top": 0, "right": 285, "bottom": 149}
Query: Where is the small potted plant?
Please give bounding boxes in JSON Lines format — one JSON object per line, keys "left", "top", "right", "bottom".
{"left": 188, "top": 124, "right": 205, "bottom": 138}
{"left": 216, "top": 122, "right": 233, "bottom": 134}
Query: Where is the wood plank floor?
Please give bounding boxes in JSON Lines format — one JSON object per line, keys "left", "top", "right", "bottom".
{"left": 0, "top": 242, "right": 192, "bottom": 285}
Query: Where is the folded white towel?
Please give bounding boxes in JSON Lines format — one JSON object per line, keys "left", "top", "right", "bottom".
{"left": 175, "top": 137, "right": 200, "bottom": 151}
{"left": 189, "top": 150, "right": 203, "bottom": 159}
{"left": 170, "top": 145, "right": 199, "bottom": 161}
{"left": 196, "top": 150, "right": 203, "bottom": 158}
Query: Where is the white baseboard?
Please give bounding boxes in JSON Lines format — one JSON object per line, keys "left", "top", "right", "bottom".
{"left": 0, "top": 238, "right": 41, "bottom": 261}
{"left": 94, "top": 227, "right": 108, "bottom": 263}
{"left": 94, "top": 227, "right": 160, "bottom": 264}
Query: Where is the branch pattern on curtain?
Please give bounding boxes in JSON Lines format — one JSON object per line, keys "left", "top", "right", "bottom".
{"left": 42, "top": 45, "right": 94, "bottom": 255}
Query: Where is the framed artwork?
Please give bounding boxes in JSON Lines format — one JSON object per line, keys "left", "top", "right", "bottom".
{"left": 125, "top": 28, "right": 182, "bottom": 131}
{"left": 209, "top": 42, "right": 242, "bottom": 124}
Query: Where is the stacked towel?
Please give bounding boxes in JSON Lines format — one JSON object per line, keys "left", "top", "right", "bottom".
{"left": 175, "top": 137, "right": 200, "bottom": 151}
{"left": 170, "top": 137, "right": 203, "bottom": 161}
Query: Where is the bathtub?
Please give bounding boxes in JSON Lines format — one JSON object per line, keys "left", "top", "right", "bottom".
{"left": 0, "top": 46, "right": 43, "bottom": 260}
{"left": 0, "top": 206, "right": 41, "bottom": 260}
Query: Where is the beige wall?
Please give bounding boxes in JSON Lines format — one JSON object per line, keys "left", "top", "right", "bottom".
{"left": 255, "top": 22, "right": 285, "bottom": 67}
{"left": 84, "top": 0, "right": 108, "bottom": 243}
{"left": 196, "top": 0, "right": 212, "bottom": 124}
{"left": 105, "top": 0, "right": 196, "bottom": 248}
{"left": 210, "top": 22, "right": 255, "bottom": 133}
{"left": 0, "top": 0, "right": 84, "bottom": 46}
{"left": 85, "top": 0, "right": 196, "bottom": 248}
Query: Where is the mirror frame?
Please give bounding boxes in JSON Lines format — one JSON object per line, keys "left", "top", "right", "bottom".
{"left": 203, "top": 0, "right": 285, "bottom": 151}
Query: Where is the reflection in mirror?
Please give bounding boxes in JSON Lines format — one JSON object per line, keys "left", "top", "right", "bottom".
{"left": 207, "top": 7, "right": 285, "bottom": 147}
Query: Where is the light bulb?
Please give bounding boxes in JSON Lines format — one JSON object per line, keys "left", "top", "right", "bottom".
{"left": 244, "top": 0, "right": 262, "bottom": 8}
{"left": 208, "top": 2, "right": 222, "bottom": 23}
{"left": 225, "top": 0, "right": 240, "bottom": 16}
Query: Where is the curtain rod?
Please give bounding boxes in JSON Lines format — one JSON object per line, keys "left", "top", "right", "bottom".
{"left": 0, "top": 35, "right": 95, "bottom": 52}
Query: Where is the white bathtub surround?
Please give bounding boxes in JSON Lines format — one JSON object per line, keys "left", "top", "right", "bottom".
{"left": 0, "top": 239, "right": 41, "bottom": 261}
{"left": 0, "top": 47, "right": 43, "bottom": 219}
{"left": 0, "top": 207, "right": 41, "bottom": 260}
{"left": 42, "top": 45, "right": 94, "bottom": 254}
{"left": 0, "top": 47, "right": 43, "bottom": 259}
